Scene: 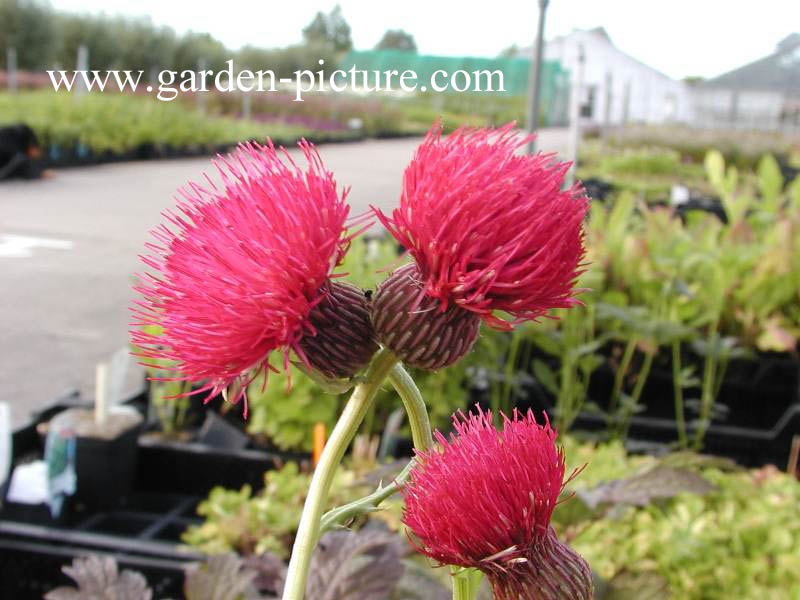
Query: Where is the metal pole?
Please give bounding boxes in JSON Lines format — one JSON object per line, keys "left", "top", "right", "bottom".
{"left": 6, "top": 47, "right": 17, "bottom": 92}
{"left": 622, "top": 81, "right": 631, "bottom": 124}
{"left": 526, "top": 0, "right": 550, "bottom": 154}
{"left": 75, "top": 44, "right": 89, "bottom": 98}
{"left": 603, "top": 70, "right": 613, "bottom": 142}
{"left": 566, "top": 43, "right": 585, "bottom": 186}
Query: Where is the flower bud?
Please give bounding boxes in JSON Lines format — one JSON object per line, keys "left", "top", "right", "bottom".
{"left": 371, "top": 264, "right": 480, "bottom": 370}
{"left": 299, "top": 281, "right": 378, "bottom": 379}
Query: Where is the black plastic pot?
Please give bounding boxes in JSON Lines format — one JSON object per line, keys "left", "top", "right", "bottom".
{"left": 1, "top": 390, "right": 211, "bottom": 599}
{"left": 581, "top": 349, "right": 800, "bottom": 432}
{"left": 73, "top": 421, "right": 143, "bottom": 510}
{"left": 136, "top": 435, "right": 288, "bottom": 497}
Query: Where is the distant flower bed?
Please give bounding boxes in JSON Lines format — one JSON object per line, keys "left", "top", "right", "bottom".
{"left": 0, "top": 90, "right": 363, "bottom": 162}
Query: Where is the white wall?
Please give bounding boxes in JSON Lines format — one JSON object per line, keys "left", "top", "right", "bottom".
{"left": 693, "top": 88, "right": 786, "bottom": 129}
{"left": 544, "top": 30, "right": 693, "bottom": 125}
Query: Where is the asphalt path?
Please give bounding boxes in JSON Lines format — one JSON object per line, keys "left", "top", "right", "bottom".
{"left": 0, "top": 129, "right": 568, "bottom": 426}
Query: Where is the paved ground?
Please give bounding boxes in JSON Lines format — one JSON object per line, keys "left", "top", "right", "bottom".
{"left": 1, "top": 128, "right": 568, "bottom": 426}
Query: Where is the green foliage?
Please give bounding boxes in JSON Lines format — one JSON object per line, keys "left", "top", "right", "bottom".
{"left": 375, "top": 29, "right": 418, "bottom": 53}
{"left": 132, "top": 323, "right": 192, "bottom": 436}
{"left": 528, "top": 149, "right": 800, "bottom": 445}
{"left": 605, "top": 124, "right": 796, "bottom": 171}
{"left": 302, "top": 5, "right": 352, "bottom": 53}
{"left": 577, "top": 144, "right": 707, "bottom": 202}
{"left": 555, "top": 439, "right": 800, "bottom": 599}
{"left": 0, "top": 0, "right": 55, "bottom": 70}
{"left": 182, "top": 462, "right": 312, "bottom": 558}
{"left": 0, "top": 91, "right": 334, "bottom": 153}
{"left": 0, "top": 0, "right": 341, "bottom": 76}
{"left": 756, "top": 153, "right": 784, "bottom": 209}
{"left": 392, "top": 92, "right": 531, "bottom": 132}
{"left": 246, "top": 365, "right": 340, "bottom": 452}
{"left": 599, "top": 149, "right": 684, "bottom": 177}
{"left": 182, "top": 457, "right": 401, "bottom": 559}
{"left": 336, "top": 236, "right": 399, "bottom": 289}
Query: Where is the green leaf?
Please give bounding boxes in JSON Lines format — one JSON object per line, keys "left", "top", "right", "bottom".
{"left": 529, "top": 331, "right": 563, "bottom": 356}
{"left": 704, "top": 150, "right": 726, "bottom": 193}
{"left": 576, "top": 466, "right": 717, "bottom": 509}
{"left": 533, "top": 359, "right": 560, "bottom": 396}
{"left": 757, "top": 154, "right": 784, "bottom": 205}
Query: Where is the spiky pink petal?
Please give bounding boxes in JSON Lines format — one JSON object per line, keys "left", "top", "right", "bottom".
{"left": 131, "top": 140, "right": 354, "bottom": 407}
{"left": 374, "top": 123, "right": 588, "bottom": 330}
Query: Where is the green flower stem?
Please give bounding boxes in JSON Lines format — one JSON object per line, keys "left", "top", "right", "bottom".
{"left": 693, "top": 321, "right": 720, "bottom": 451}
{"left": 319, "top": 457, "right": 415, "bottom": 535}
{"left": 282, "top": 348, "right": 398, "bottom": 600}
{"left": 388, "top": 362, "right": 434, "bottom": 451}
{"left": 671, "top": 340, "right": 688, "bottom": 448}
{"left": 610, "top": 337, "right": 637, "bottom": 433}
{"left": 620, "top": 349, "right": 654, "bottom": 440}
{"left": 319, "top": 362, "right": 433, "bottom": 535}
{"left": 451, "top": 566, "right": 484, "bottom": 600}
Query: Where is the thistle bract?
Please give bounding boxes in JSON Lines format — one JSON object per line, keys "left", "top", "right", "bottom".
{"left": 299, "top": 281, "right": 378, "bottom": 379}
{"left": 371, "top": 263, "right": 480, "bottom": 370}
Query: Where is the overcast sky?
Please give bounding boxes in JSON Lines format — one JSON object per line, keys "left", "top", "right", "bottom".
{"left": 49, "top": 0, "right": 799, "bottom": 80}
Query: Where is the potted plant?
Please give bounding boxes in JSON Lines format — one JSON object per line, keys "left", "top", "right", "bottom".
{"left": 47, "top": 363, "right": 144, "bottom": 510}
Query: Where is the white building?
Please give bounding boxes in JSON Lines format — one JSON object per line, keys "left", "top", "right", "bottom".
{"left": 693, "top": 34, "right": 800, "bottom": 131}
{"left": 539, "top": 27, "right": 693, "bottom": 126}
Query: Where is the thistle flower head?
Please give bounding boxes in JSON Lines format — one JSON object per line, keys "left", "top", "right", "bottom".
{"left": 402, "top": 407, "right": 592, "bottom": 600}
{"left": 374, "top": 123, "right": 588, "bottom": 331}
{"left": 131, "top": 141, "right": 371, "bottom": 410}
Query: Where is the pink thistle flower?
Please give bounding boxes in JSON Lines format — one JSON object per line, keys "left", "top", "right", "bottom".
{"left": 374, "top": 122, "right": 588, "bottom": 331}
{"left": 131, "top": 141, "right": 375, "bottom": 414}
{"left": 402, "top": 407, "right": 592, "bottom": 600}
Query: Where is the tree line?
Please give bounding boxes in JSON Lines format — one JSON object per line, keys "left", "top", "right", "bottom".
{"left": 0, "top": 1, "right": 417, "bottom": 77}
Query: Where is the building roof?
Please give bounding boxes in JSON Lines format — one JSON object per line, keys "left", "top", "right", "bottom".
{"left": 538, "top": 27, "right": 677, "bottom": 83}
{"left": 703, "top": 33, "right": 800, "bottom": 93}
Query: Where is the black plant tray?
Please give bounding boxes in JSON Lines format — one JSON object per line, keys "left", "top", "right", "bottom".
{"left": 567, "top": 404, "right": 800, "bottom": 468}
{"left": 515, "top": 342, "right": 800, "bottom": 466}
{"left": 1, "top": 388, "right": 291, "bottom": 598}
{"left": 0, "top": 492, "right": 204, "bottom": 599}
{"left": 583, "top": 352, "right": 800, "bottom": 432}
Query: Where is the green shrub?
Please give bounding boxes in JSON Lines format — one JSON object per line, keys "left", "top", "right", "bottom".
{"left": 555, "top": 439, "right": 800, "bottom": 599}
